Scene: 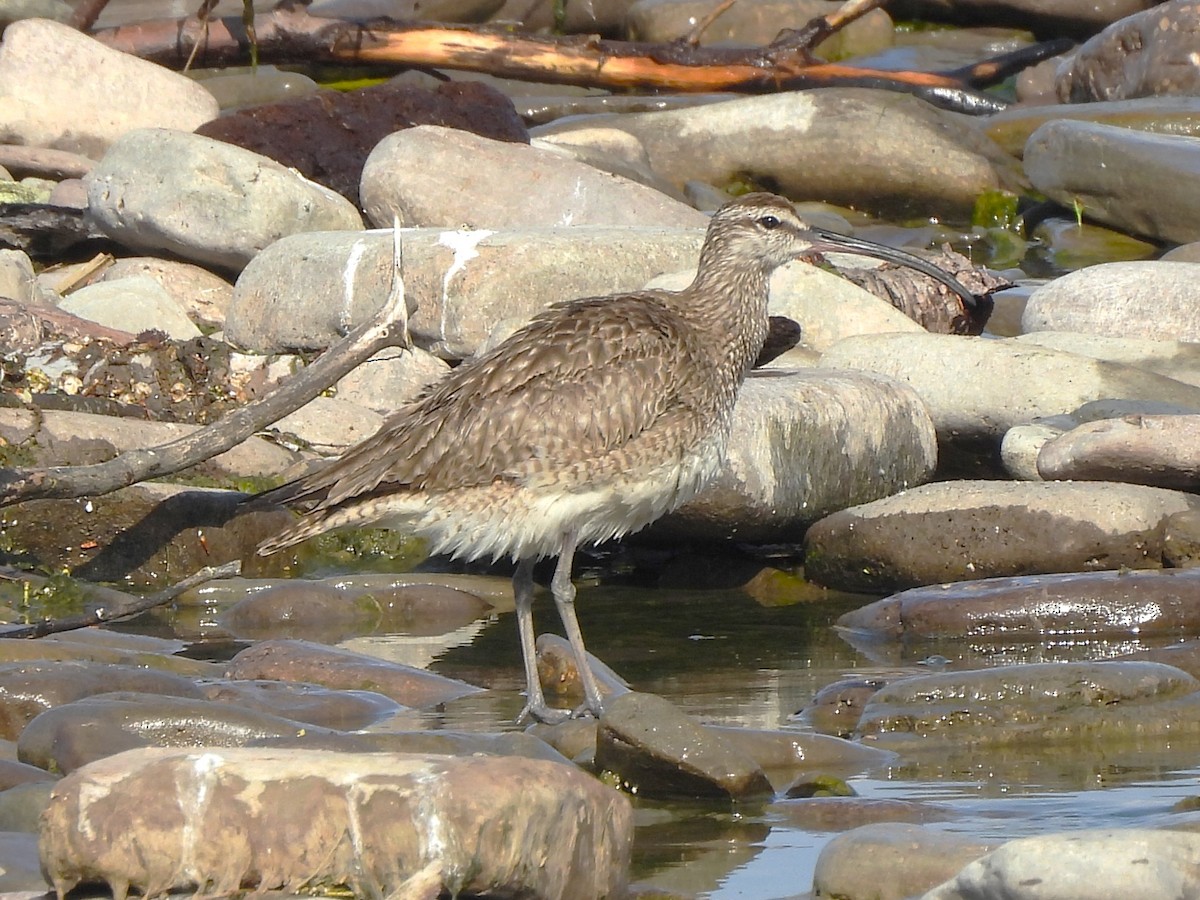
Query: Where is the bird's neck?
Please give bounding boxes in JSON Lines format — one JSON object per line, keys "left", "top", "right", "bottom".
{"left": 679, "top": 248, "right": 774, "bottom": 379}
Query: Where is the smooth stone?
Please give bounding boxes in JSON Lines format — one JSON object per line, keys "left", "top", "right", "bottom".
{"left": 1024, "top": 260, "right": 1200, "bottom": 341}
{"left": 1162, "top": 241, "right": 1200, "bottom": 261}
{"left": 223, "top": 639, "right": 486, "bottom": 708}
{"left": 883, "top": 0, "right": 1155, "bottom": 38}
{"left": 856, "top": 661, "right": 1200, "bottom": 749}
{"left": 0, "top": 0, "right": 71, "bottom": 23}
{"left": 1120, "top": 634, "right": 1200, "bottom": 679}
{"left": 986, "top": 96, "right": 1200, "bottom": 157}
{"left": 920, "top": 829, "right": 1200, "bottom": 900}
{"left": 627, "top": 0, "right": 893, "bottom": 57}
{"left": 0, "top": 661, "right": 204, "bottom": 741}
{"left": 793, "top": 676, "right": 888, "bottom": 737}
{"left": 17, "top": 694, "right": 331, "bottom": 773}
{"left": 705, "top": 725, "right": 894, "bottom": 784}
{"left": 360, "top": 125, "right": 706, "bottom": 230}
{"left": 1038, "top": 413, "right": 1200, "bottom": 486}
{"left": 1029, "top": 216, "right": 1158, "bottom": 269}
{"left": 0, "top": 408, "right": 298, "bottom": 479}
{"left": 0, "top": 250, "right": 38, "bottom": 307}
{"left": 804, "top": 480, "right": 1200, "bottom": 592}
{"left": 0, "top": 830, "right": 47, "bottom": 891}
{"left": 533, "top": 88, "right": 1022, "bottom": 220}
{"left": 1015, "top": 331, "right": 1200, "bottom": 388}
{"left": 819, "top": 333, "right": 1200, "bottom": 440}
{"left": 189, "top": 65, "right": 320, "bottom": 110}
{"left": 0, "top": 782, "right": 52, "bottom": 833}
{"left": 815, "top": 823, "right": 994, "bottom": 900}
{"left": 58, "top": 276, "right": 202, "bottom": 340}
{"left": 39, "top": 747, "right": 632, "bottom": 900}
{"left": 1057, "top": 1, "right": 1200, "bottom": 101}
{"left": 653, "top": 369, "right": 938, "bottom": 543}
{"left": 1165, "top": 507, "right": 1200, "bottom": 567}
{"left": 198, "top": 680, "right": 403, "bottom": 731}
{"left": 0, "top": 481, "right": 295, "bottom": 587}
{"left": 838, "top": 568, "right": 1200, "bottom": 639}
{"left": 227, "top": 227, "right": 705, "bottom": 357}
{"left": 248, "top": 729, "right": 570, "bottom": 765}
{"left": 334, "top": 346, "right": 450, "bottom": 414}
{"left": 0, "top": 759, "right": 55, "bottom": 789}
{"left": 185, "top": 572, "right": 516, "bottom": 609}
{"left": 1025, "top": 121, "right": 1200, "bottom": 243}
{"left": 86, "top": 128, "right": 363, "bottom": 272}
{"left": 93, "top": 257, "right": 235, "bottom": 331}
{"left": 779, "top": 797, "right": 955, "bottom": 831}
{"left": 1000, "top": 421, "right": 1063, "bottom": 480}
{"left": 219, "top": 580, "right": 380, "bottom": 640}
{"left": 533, "top": 633, "right": 629, "bottom": 714}
{"left": 0, "top": 636, "right": 219, "bottom": 677}
{"left": 531, "top": 128, "right": 683, "bottom": 198}
{"left": 0, "top": 19, "right": 217, "bottom": 157}
{"left": 595, "top": 692, "right": 773, "bottom": 800}
{"left": 269, "top": 395, "right": 384, "bottom": 454}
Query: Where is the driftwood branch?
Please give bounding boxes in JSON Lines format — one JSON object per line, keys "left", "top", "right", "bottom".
{"left": 85, "top": 0, "right": 1067, "bottom": 111}
{"left": 0, "top": 561, "right": 241, "bottom": 638}
{"left": 0, "top": 228, "right": 411, "bottom": 508}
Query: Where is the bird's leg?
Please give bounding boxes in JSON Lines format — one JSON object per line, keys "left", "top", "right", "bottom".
{"left": 551, "top": 530, "right": 606, "bottom": 718}
{"left": 513, "top": 558, "right": 570, "bottom": 725}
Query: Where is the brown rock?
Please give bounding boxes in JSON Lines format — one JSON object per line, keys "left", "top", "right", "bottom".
{"left": 1038, "top": 414, "right": 1200, "bottom": 488}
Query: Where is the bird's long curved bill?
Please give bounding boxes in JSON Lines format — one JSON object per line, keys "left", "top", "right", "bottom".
{"left": 808, "top": 228, "right": 979, "bottom": 309}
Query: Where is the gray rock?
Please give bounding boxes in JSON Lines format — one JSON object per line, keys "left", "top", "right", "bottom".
{"left": 0, "top": 830, "right": 47, "bottom": 891}
{"left": 838, "top": 568, "right": 1200, "bottom": 639}
{"left": 986, "top": 95, "right": 1200, "bottom": 158}
{"left": 334, "top": 345, "right": 450, "bottom": 413}
{"left": 189, "top": 65, "right": 320, "bottom": 111}
{"left": 1038, "top": 413, "right": 1200, "bottom": 487}
{"left": 0, "top": 249, "right": 39, "bottom": 306}
{"left": 40, "top": 747, "right": 632, "bottom": 900}
{"left": 360, "top": 125, "right": 706, "bottom": 230}
{"left": 819, "top": 333, "right": 1200, "bottom": 440}
{"left": 814, "top": 823, "right": 994, "bottom": 900}
{"left": 249, "top": 728, "right": 572, "bottom": 765}
{"left": 921, "top": 829, "right": 1200, "bottom": 900}
{"left": 85, "top": 128, "right": 363, "bottom": 272}
{"left": 595, "top": 692, "right": 773, "bottom": 800}
{"left": 1015, "top": 331, "right": 1200, "bottom": 387}
{"left": 804, "top": 479, "right": 1200, "bottom": 592}
{"left": 627, "top": 0, "right": 893, "bottom": 57}
{"left": 227, "top": 227, "right": 706, "bottom": 357}
{"left": 531, "top": 128, "right": 683, "bottom": 198}
{"left": 59, "top": 275, "right": 202, "bottom": 340}
{"left": 1000, "top": 421, "right": 1064, "bottom": 480}
{"left": 533, "top": 88, "right": 1022, "bottom": 220}
{"left": 269, "top": 395, "right": 384, "bottom": 454}
{"left": 0, "top": 19, "right": 217, "bottom": 157}
{"left": 654, "top": 368, "right": 938, "bottom": 543}
{"left": 1057, "top": 2, "right": 1200, "bottom": 101}
{"left": 885, "top": 0, "right": 1157, "bottom": 38}
{"left": 1022, "top": 260, "right": 1200, "bottom": 339}
{"left": 198, "top": 680, "right": 402, "bottom": 731}
{"left": 0, "top": 0, "right": 71, "bottom": 24}
{"left": 1025, "top": 120, "right": 1200, "bottom": 243}
{"left": 0, "top": 783, "right": 52, "bottom": 834}
{"left": 95, "top": 258, "right": 235, "bottom": 331}
{"left": 857, "top": 661, "right": 1200, "bottom": 750}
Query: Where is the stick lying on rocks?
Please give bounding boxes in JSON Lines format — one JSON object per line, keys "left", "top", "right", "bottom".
{"left": 0, "top": 227, "right": 411, "bottom": 508}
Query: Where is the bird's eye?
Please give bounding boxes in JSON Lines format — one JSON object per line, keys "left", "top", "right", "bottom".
{"left": 758, "top": 215, "right": 781, "bottom": 230}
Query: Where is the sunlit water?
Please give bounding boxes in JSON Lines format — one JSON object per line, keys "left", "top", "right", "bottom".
{"left": 135, "top": 572, "right": 1200, "bottom": 900}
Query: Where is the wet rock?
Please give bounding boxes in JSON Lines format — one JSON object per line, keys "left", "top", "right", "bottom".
{"left": 0, "top": 830, "right": 47, "bottom": 891}
{"left": 627, "top": 0, "right": 893, "bottom": 58}
{"left": 17, "top": 694, "right": 326, "bottom": 774}
{"left": 58, "top": 276, "right": 202, "bottom": 340}
{"left": 227, "top": 226, "right": 705, "bottom": 357}
{"left": 528, "top": 719, "right": 602, "bottom": 764}
{"left": 814, "top": 823, "right": 994, "bottom": 900}
{"left": 838, "top": 568, "right": 1200, "bottom": 639}
{"left": 312, "top": 0, "right": 505, "bottom": 22}
{"left": 191, "top": 65, "right": 320, "bottom": 111}
{"left": 883, "top": 0, "right": 1157, "bottom": 38}
{"left": 985, "top": 95, "right": 1200, "bottom": 158}
{"left": 1165, "top": 507, "right": 1200, "bottom": 566}
{"left": 1014, "top": 331, "right": 1200, "bottom": 388}
{"left": 198, "top": 80, "right": 528, "bottom": 207}
{"left": 1024, "top": 260, "right": 1200, "bottom": 341}
{"left": 198, "top": 680, "right": 403, "bottom": 731}
{"left": 535, "top": 633, "right": 629, "bottom": 712}
{"left": 224, "top": 638, "right": 486, "bottom": 707}
{"left": 655, "top": 369, "right": 937, "bottom": 543}
{"left": 595, "top": 692, "right": 773, "bottom": 800}
{"left": 533, "top": 89, "right": 1022, "bottom": 221}
{"left": 1025, "top": 121, "right": 1200, "bottom": 243}
{"left": 819, "top": 333, "right": 1200, "bottom": 440}
{"left": 706, "top": 725, "right": 894, "bottom": 783}
{"left": 88, "top": 257, "right": 235, "bottom": 331}
{"left": 1028, "top": 216, "right": 1159, "bottom": 269}
{"left": 793, "top": 677, "right": 888, "bottom": 736}
{"left": 0, "top": 781, "right": 52, "bottom": 832}
{"left": 921, "top": 828, "right": 1200, "bottom": 899}
{"left": 855, "top": 660, "right": 1200, "bottom": 750}
{"left": 219, "top": 580, "right": 380, "bottom": 640}
{"left": 804, "top": 480, "right": 1200, "bottom": 592}
{"left": 360, "top": 125, "right": 707, "bottom": 230}
{"left": 250, "top": 728, "right": 571, "bottom": 765}
{"left": 0, "top": 636, "right": 219, "bottom": 677}
{"left": 0, "top": 19, "right": 217, "bottom": 157}
{"left": 85, "top": 128, "right": 363, "bottom": 272}
{"left": 0, "top": 661, "right": 204, "bottom": 740}
{"left": 0, "top": 759, "right": 55, "bottom": 789}
{"left": 0, "top": 481, "right": 295, "bottom": 587}
{"left": 1037, "top": 413, "right": 1200, "bottom": 487}
{"left": 40, "top": 746, "right": 632, "bottom": 900}
{"left": 1057, "top": 2, "right": 1200, "bottom": 101}
{"left": 779, "top": 797, "right": 955, "bottom": 831}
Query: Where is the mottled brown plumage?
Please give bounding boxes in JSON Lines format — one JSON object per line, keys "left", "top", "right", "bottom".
{"left": 256, "top": 192, "right": 975, "bottom": 723}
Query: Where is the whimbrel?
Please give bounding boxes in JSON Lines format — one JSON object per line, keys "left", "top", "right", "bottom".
{"left": 256, "top": 193, "right": 976, "bottom": 723}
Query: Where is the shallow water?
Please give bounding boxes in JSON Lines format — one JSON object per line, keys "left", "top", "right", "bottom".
{"left": 131, "top": 570, "right": 1200, "bottom": 898}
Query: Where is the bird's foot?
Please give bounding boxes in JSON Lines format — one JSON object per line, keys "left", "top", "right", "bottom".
{"left": 516, "top": 699, "right": 603, "bottom": 725}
